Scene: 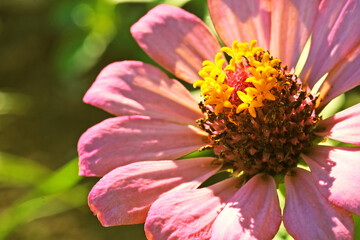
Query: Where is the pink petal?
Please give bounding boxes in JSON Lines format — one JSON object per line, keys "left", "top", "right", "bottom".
{"left": 269, "top": 0, "right": 319, "bottom": 68}
{"left": 145, "top": 178, "right": 239, "bottom": 240}
{"left": 315, "top": 103, "right": 360, "bottom": 145}
{"left": 131, "top": 4, "right": 221, "bottom": 84}
{"left": 210, "top": 174, "right": 281, "bottom": 240}
{"left": 284, "top": 168, "right": 354, "bottom": 240}
{"left": 208, "top": 0, "right": 271, "bottom": 48}
{"left": 84, "top": 61, "right": 203, "bottom": 125}
{"left": 302, "top": 145, "right": 360, "bottom": 215}
{"left": 88, "top": 157, "right": 221, "bottom": 226}
{"left": 300, "top": 0, "right": 360, "bottom": 87}
{"left": 78, "top": 115, "right": 209, "bottom": 176}
{"left": 318, "top": 43, "right": 360, "bottom": 107}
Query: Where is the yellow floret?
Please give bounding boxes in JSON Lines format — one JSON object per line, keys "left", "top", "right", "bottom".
{"left": 194, "top": 39, "right": 280, "bottom": 118}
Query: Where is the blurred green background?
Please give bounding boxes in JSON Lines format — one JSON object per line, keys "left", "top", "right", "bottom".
{"left": 0, "top": 0, "right": 206, "bottom": 239}
{"left": 0, "top": 0, "right": 359, "bottom": 239}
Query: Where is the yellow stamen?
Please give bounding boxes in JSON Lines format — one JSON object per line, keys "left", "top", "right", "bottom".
{"left": 194, "top": 39, "right": 281, "bottom": 118}
{"left": 193, "top": 80, "right": 204, "bottom": 88}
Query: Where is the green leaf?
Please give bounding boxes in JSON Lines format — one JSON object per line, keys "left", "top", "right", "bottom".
{"left": 354, "top": 214, "right": 360, "bottom": 240}
{"left": 295, "top": 36, "right": 311, "bottom": 76}
{"left": 0, "top": 152, "right": 49, "bottom": 186}
{"left": 0, "top": 158, "right": 85, "bottom": 239}
{"left": 179, "top": 149, "right": 216, "bottom": 159}
{"left": 319, "top": 93, "right": 345, "bottom": 119}
{"left": 274, "top": 186, "right": 294, "bottom": 240}
{"left": 161, "top": 0, "right": 192, "bottom": 7}
{"left": 35, "top": 158, "right": 81, "bottom": 195}
{"left": 108, "top": 0, "right": 155, "bottom": 3}
{"left": 0, "top": 184, "right": 89, "bottom": 239}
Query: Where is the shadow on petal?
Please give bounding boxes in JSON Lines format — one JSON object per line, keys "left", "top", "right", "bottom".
{"left": 284, "top": 168, "right": 354, "bottom": 240}
{"left": 302, "top": 145, "right": 360, "bottom": 215}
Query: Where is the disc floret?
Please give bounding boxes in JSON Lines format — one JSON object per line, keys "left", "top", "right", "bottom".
{"left": 194, "top": 40, "right": 319, "bottom": 177}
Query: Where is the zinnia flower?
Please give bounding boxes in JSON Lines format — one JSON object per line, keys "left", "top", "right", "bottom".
{"left": 78, "top": 0, "right": 360, "bottom": 239}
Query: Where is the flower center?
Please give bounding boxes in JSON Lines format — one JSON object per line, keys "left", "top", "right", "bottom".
{"left": 194, "top": 40, "right": 320, "bottom": 178}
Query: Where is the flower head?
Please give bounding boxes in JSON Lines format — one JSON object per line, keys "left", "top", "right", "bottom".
{"left": 78, "top": 1, "right": 360, "bottom": 239}
{"left": 195, "top": 40, "right": 320, "bottom": 177}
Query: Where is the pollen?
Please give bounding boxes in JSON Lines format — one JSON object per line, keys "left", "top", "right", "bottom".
{"left": 194, "top": 40, "right": 281, "bottom": 118}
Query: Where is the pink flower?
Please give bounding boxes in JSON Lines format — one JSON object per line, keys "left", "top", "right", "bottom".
{"left": 78, "top": 1, "right": 360, "bottom": 239}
